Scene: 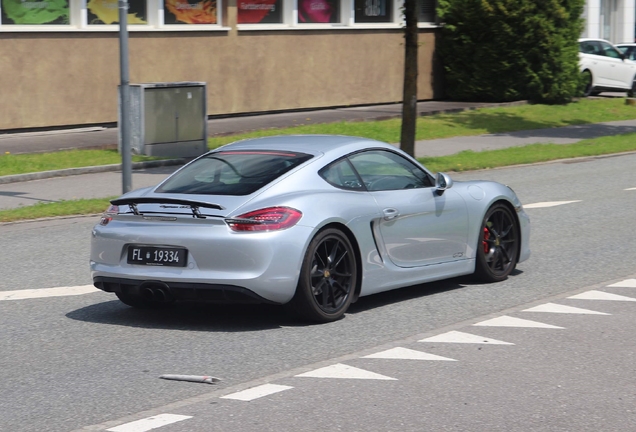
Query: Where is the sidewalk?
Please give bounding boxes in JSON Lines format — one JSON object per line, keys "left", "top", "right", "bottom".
{"left": 1, "top": 100, "right": 636, "bottom": 211}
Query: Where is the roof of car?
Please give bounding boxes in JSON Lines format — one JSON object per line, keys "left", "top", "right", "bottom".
{"left": 215, "top": 135, "right": 392, "bottom": 156}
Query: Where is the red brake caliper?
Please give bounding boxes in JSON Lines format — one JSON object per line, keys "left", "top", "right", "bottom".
{"left": 483, "top": 227, "right": 490, "bottom": 254}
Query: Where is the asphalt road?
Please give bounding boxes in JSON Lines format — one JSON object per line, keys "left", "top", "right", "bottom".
{"left": 1, "top": 153, "right": 636, "bottom": 432}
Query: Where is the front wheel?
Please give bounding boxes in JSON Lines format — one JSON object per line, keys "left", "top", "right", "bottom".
{"left": 474, "top": 203, "right": 519, "bottom": 283}
{"left": 628, "top": 76, "right": 636, "bottom": 97}
{"left": 286, "top": 228, "right": 357, "bottom": 323}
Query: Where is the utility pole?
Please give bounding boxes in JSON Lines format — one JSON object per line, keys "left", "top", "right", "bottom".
{"left": 400, "top": 0, "right": 418, "bottom": 157}
{"left": 118, "top": 0, "right": 132, "bottom": 193}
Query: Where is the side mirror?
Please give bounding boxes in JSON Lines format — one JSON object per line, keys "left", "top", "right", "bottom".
{"left": 435, "top": 172, "right": 453, "bottom": 195}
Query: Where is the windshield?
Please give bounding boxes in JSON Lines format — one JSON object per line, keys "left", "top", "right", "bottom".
{"left": 156, "top": 150, "right": 314, "bottom": 196}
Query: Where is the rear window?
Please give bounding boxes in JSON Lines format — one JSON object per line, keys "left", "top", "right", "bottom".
{"left": 156, "top": 150, "right": 313, "bottom": 196}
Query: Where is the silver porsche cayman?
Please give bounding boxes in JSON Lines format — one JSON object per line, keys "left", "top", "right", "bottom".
{"left": 90, "top": 135, "right": 530, "bottom": 322}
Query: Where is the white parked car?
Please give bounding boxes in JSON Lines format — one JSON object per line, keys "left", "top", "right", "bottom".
{"left": 578, "top": 38, "right": 636, "bottom": 97}
{"left": 616, "top": 43, "right": 636, "bottom": 61}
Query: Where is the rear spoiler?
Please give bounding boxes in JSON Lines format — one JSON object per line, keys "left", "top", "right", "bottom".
{"left": 110, "top": 197, "right": 225, "bottom": 219}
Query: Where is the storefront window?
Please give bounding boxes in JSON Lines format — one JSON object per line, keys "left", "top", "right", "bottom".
{"left": 354, "top": 0, "right": 391, "bottom": 23}
{"left": 418, "top": 0, "right": 434, "bottom": 22}
{"left": 298, "top": 0, "right": 338, "bottom": 24}
{"left": 164, "top": 0, "right": 217, "bottom": 24}
{"left": 237, "top": 0, "right": 281, "bottom": 24}
{"left": 1, "top": 0, "right": 69, "bottom": 24}
{"left": 87, "top": 0, "right": 147, "bottom": 24}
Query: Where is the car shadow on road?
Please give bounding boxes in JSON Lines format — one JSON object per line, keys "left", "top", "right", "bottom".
{"left": 66, "top": 270, "right": 523, "bottom": 331}
{"left": 346, "top": 269, "right": 523, "bottom": 315}
{"left": 65, "top": 300, "right": 294, "bottom": 332}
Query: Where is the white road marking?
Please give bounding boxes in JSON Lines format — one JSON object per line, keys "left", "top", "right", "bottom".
{"left": 362, "top": 347, "right": 456, "bottom": 361}
{"left": 295, "top": 363, "right": 397, "bottom": 380}
{"left": 473, "top": 316, "right": 564, "bottom": 329}
{"left": 106, "top": 414, "right": 192, "bottom": 432}
{"left": 418, "top": 330, "right": 514, "bottom": 345}
{"left": 523, "top": 303, "right": 609, "bottom": 315}
{"left": 625, "top": 187, "right": 636, "bottom": 190}
{"left": 607, "top": 279, "right": 636, "bottom": 288}
{"left": 523, "top": 200, "right": 581, "bottom": 209}
{"left": 568, "top": 290, "right": 636, "bottom": 302}
{"left": 220, "top": 384, "right": 293, "bottom": 401}
{"left": 0, "top": 285, "right": 98, "bottom": 301}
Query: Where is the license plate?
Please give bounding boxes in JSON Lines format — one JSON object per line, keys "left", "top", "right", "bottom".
{"left": 127, "top": 246, "right": 188, "bottom": 267}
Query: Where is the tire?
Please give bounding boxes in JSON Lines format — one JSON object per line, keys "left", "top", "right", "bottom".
{"left": 286, "top": 228, "right": 357, "bottom": 323}
{"left": 628, "top": 76, "right": 636, "bottom": 97}
{"left": 474, "top": 203, "right": 519, "bottom": 283}
{"left": 582, "top": 70, "right": 594, "bottom": 97}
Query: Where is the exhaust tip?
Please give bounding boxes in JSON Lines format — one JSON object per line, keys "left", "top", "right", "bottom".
{"left": 139, "top": 282, "right": 173, "bottom": 303}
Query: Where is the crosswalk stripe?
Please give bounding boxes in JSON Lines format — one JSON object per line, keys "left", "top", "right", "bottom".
{"left": 106, "top": 414, "right": 192, "bottom": 432}
{"left": 419, "top": 331, "right": 514, "bottom": 345}
{"left": 523, "top": 200, "right": 581, "bottom": 209}
{"left": 607, "top": 279, "right": 636, "bottom": 288}
{"left": 568, "top": 290, "right": 636, "bottom": 302}
{"left": 362, "top": 347, "right": 456, "bottom": 361}
{"left": 295, "top": 363, "right": 397, "bottom": 380}
{"left": 220, "top": 384, "right": 293, "bottom": 401}
{"left": 0, "top": 285, "right": 98, "bottom": 301}
{"left": 474, "top": 316, "right": 564, "bottom": 329}
{"left": 523, "top": 303, "right": 609, "bottom": 315}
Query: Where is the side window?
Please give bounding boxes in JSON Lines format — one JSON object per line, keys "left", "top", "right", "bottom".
{"left": 319, "top": 159, "right": 364, "bottom": 190}
{"left": 580, "top": 41, "right": 602, "bottom": 56}
{"left": 348, "top": 150, "right": 434, "bottom": 191}
{"left": 600, "top": 41, "right": 622, "bottom": 59}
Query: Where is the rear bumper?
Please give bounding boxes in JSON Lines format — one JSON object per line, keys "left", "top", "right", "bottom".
{"left": 94, "top": 276, "right": 279, "bottom": 304}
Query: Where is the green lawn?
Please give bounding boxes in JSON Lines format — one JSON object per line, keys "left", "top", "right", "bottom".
{"left": 1, "top": 97, "right": 636, "bottom": 223}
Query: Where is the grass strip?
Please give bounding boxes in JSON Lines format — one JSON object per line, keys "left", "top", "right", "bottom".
{"left": 1, "top": 98, "right": 635, "bottom": 177}
{"left": 418, "top": 133, "right": 636, "bottom": 173}
{"left": 1, "top": 133, "right": 635, "bottom": 223}
{"left": 0, "top": 149, "right": 160, "bottom": 177}
{"left": 0, "top": 197, "right": 114, "bottom": 223}
{"left": 208, "top": 98, "right": 636, "bottom": 148}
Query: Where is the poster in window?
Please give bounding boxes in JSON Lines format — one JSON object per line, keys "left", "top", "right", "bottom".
{"left": 164, "top": 0, "right": 217, "bottom": 24}
{"left": 237, "top": 0, "right": 281, "bottom": 24}
{"left": 87, "top": 0, "right": 147, "bottom": 24}
{"left": 354, "top": 0, "right": 391, "bottom": 23}
{"left": 1, "top": 0, "right": 69, "bottom": 24}
{"left": 298, "top": 0, "right": 338, "bottom": 23}
{"left": 418, "top": 0, "right": 434, "bottom": 22}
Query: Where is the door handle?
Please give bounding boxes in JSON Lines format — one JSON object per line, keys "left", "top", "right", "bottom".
{"left": 383, "top": 208, "right": 399, "bottom": 220}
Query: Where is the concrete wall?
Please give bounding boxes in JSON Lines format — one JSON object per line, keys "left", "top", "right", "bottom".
{"left": 0, "top": 28, "right": 442, "bottom": 131}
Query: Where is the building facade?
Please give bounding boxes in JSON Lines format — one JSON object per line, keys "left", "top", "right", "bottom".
{"left": 2, "top": 0, "right": 635, "bottom": 132}
{"left": 582, "top": 0, "right": 635, "bottom": 44}
{"left": 0, "top": 0, "right": 442, "bottom": 131}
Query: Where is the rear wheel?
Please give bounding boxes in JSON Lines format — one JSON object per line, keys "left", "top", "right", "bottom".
{"left": 286, "top": 228, "right": 357, "bottom": 323}
{"left": 582, "top": 70, "right": 594, "bottom": 97}
{"left": 474, "top": 203, "right": 519, "bottom": 283}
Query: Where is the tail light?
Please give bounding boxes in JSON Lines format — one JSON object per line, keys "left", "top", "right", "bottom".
{"left": 226, "top": 207, "right": 302, "bottom": 232}
{"left": 99, "top": 205, "right": 120, "bottom": 226}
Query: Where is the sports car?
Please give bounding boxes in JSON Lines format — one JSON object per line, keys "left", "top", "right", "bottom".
{"left": 90, "top": 135, "right": 530, "bottom": 322}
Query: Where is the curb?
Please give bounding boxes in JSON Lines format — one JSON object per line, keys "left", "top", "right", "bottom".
{"left": 0, "top": 158, "right": 188, "bottom": 185}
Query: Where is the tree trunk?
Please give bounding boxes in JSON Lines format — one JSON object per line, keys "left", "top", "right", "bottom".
{"left": 400, "top": 0, "right": 418, "bottom": 157}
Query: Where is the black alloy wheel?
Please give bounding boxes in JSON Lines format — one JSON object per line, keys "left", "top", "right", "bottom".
{"left": 474, "top": 203, "right": 519, "bottom": 283}
{"left": 287, "top": 228, "right": 357, "bottom": 323}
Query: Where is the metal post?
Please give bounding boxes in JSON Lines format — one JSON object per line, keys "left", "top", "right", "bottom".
{"left": 118, "top": 0, "right": 132, "bottom": 193}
